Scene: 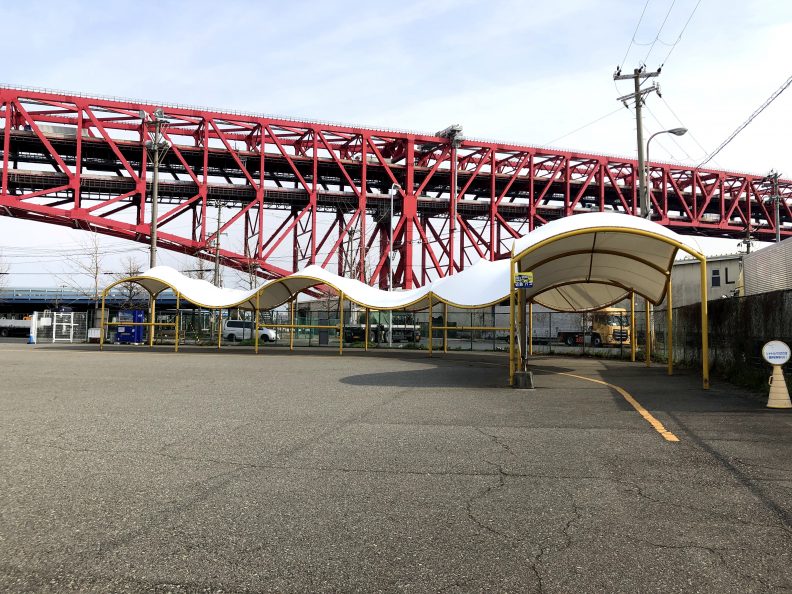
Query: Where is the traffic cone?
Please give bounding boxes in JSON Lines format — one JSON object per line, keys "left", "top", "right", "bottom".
{"left": 767, "top": 365, "right": 792, "bottom": 409}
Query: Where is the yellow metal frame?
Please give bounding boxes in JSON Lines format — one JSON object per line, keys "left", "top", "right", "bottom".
{"left": 98, "top": 286, "right": 181, "bottom": 352}
{"left": 528, "top": 302, "right": 533, "bottom": 356}
{"left": 667, "top": 278, "right": 673, "bottom": 376}
{"left": 630, "top": 292, "right": 636, "bottom": 362}
{"left": 645, "top": 298, "right": 651, "bottom": 367}
{"left": 511, "top": 226, "right": 709, "bottom": 390}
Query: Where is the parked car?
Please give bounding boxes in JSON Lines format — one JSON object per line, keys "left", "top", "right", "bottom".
{"left": 222, "top": 320, "right": 277, "bottom": 342}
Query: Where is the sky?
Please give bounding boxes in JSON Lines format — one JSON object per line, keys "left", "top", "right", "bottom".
{"left": 1, "top": 0, "right": 790, "bottom": 288}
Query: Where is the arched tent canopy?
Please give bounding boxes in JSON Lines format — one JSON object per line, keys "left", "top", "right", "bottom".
{"left": 512, "top": 212, "right": 704, "bottom": 307}
{"left": 509, "top": 211, "right": 710, "bottom": 390}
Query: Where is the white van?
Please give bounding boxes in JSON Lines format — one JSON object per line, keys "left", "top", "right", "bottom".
{"left": 223, "top": 320, "right": 277, "bottom": 342}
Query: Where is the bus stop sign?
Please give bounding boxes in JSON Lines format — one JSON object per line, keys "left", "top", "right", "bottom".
{"left": 514, "top": 272, "right": 534, "bottom": 289}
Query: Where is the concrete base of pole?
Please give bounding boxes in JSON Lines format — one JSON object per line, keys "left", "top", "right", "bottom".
{"left": 767, "top": 366, "right": 792, "bottom": 409}
{"left": 513, "top": 371, "right": 534, "bottom": 390}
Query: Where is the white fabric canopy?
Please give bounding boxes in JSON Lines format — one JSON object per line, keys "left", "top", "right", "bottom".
{"left": 108, "top": 213, "right": 702, "bottom": 313}
{"left": 512, "top": 212, "right": 704, "bottom": 309}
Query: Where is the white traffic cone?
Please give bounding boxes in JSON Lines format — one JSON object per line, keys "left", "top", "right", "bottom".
{"left": 767, "top": 365, "right": 792, "bottom": 409}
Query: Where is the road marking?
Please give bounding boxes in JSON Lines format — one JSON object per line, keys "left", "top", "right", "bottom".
{"left": 557, "top": 371, "right": 680, "bottom": 443}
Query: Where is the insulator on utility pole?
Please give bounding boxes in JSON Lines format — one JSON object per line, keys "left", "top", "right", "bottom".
{"left": 614, "top": 67, "right": 661, "bottom": 219}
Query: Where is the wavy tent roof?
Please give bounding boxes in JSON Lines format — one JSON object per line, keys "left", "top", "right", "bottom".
{"left": 512, "top": 212, "right": 704, "bottom": 311}
{"left": 107, "top": 213, "right": 703, "bottom": 312}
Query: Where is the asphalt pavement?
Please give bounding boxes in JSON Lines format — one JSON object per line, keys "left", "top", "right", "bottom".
{"left": 1, "top": 344, "right": 791, "bottom": 592}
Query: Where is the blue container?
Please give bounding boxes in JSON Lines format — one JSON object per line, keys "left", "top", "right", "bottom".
{"left": 116, "top": 310, "right": 145, "bottom": 344}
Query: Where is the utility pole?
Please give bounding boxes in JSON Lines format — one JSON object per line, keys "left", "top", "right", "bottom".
{"left": 213, "top": 198, "right": 223, "bottom": 286}
{"left": 614, "top": 66, "right": 661, "bottom": 218}
{"left": 436, "top": 125, "right": 464, "bottom": 274}
{"left": 142, "top": 108, "right": 169, "bottom": 269}
{"left": 764, "top": 170, "right": 782, "bottom": 243}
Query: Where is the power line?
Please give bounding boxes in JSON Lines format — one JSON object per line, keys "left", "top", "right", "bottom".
{"left": 620, "top": 0, "right": 652, "bottom": 68}
{"left": 699, "top": 73, "right": 792, "bottom": 167}
{"left": 544, "top": 107, "right": 624, "bottom": 145}
{"left": 659, "top": 0, "right": 703, "bottom": 67}
{"left": 659, "top": 96, "right": 719, "bottom": 166}
{"left": 645, "top": 105, "right": 694, "bottom": 160}
{"left": 643, "top": 0, "right": 677, "bottom": 64}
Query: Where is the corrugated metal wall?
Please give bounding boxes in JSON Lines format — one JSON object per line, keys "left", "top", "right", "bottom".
{"left": 744, "top": 239, "right": 792, "bottom": 295}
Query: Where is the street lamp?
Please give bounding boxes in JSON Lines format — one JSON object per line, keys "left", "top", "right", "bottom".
{"left": 142, "top": 108, "right": 170, "bottom": 269}
{"left": 643, "top": 127, "right": 687, "bottom": 218}
{"left": 388, "top": 183, "right": 401, "bottom": 347}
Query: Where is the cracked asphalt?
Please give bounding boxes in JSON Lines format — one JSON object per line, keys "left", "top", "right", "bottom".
{"left": 2, "top": 344, "right": 792, "bottom": 593}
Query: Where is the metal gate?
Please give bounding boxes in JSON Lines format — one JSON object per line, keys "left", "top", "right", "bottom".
{"left": 53, "top": 312, "right": 75, "bottom": 342}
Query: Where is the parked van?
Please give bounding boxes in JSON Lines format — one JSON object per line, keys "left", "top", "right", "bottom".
{"left": 222, "top": 320, "right": 277, "bottom": 342}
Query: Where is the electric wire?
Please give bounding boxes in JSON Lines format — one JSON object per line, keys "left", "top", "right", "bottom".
{"left": 659, "top": 0, "right": 703, "bottom": 67}
{"left": 659, "top": 96, "right": 720, "bottom": 167}
{"left": 699, "top": 73, "right": 792, "bottom": 167}
{"left": 644, "top": 105, "right": 694, "bottom": 161}
{"left": 620, "top": 0, "right": 653, "bottom": 68}
{"left": 544, "top": 107, "right": 625, "bottom": 145}
{"left": 643, "top": 0, "right": 677, "bottom": 64}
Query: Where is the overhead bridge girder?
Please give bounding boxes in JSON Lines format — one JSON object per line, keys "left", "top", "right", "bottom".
{"left": 1, "top": 86, "right": 789, "bottom": 288}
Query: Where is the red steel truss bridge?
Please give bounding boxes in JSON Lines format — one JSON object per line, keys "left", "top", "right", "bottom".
{"left": 1, "top": 85, "right": 790, "bottom": 289}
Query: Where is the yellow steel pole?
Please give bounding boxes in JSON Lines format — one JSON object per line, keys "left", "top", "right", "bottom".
{"left": 149, "top": 294, "right": 156, "bottom": 349}
{"left": 365, "top": 308, "right": 369, "bottom": 352}
{"left": 217, "top": 309, "right": 222, "bottom": 350}
{"left": 428, "top": 295, "right": 433, "bottom": 357}
{"left": 290, "top": 297, "right": 295, "bottom": 351}
{"left": 644, "top": 298, "right": 651, "bottom": 367}
{"left": 700, "top": 259, "right": 710, "bottom": 389}
{"left": 529, "top": 301, "right": 533, "bottom": 357}
{"left": 254, "top": 293, "right": 260, "bottom": 354}
{"left": 630, "top": 291, "right": 636, "bottom": 362}
{"left": 517, "top": 287, "right": 526, "bottom": 368}
{"left": 509, "top": 261, "right": 515, "bottom": 385}
{"left": 99, "top": 291, "right": 106, "bottom": 351}
{"left": 443, "top": 302, "right": 448, "bottom": 353}
{"left": 175, "top": 294, "right": 180, "bottom": 353}
{"left": 667, "top": 279, "right": 673, "bottom": 376}
{"left": 339, "top": 292, "right": 344, "bottom": 356}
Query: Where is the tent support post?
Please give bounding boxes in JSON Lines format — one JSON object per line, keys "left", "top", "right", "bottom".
{"left": 365, "top": 308, "right": 369, "bottom": 352}
{"left": 667, "top": 279, "right": 673, "bottom": 375}
{"left": 518, "top": 288, "right": 526, "bottom": 370}
{"left": 290, "top": 297, "right": 295, "bottom": 351}
{"left": 700, "top": 259, "right": 710, "bottom": 389}
{"left": 175, "top": 294, "right": 180, "bottom": 353}
{"left": 254, "top": 293, "right": 260, "bottom": 354}
{"left": 339, "top": 292, "right": 344, "bottom": 356}
{"left": 99, "top": 292, "right": 106, "bottom": 351}
{"left": 529, "top": 302, "right": 533, "bottom": 357}
{"left": 644, "top": 298, "right": 651, "bottom": 367}
{"left": 630, "top": 292, "right": 636, "bottom": 362}
{"left": 149, "top": 294, "right": 156, "bottom": 349}
{"left": 217, "top": 310, "right": 222, "bottom": 350}
{"left": 443, "top": 302, "right": 448, "bottom": 353}
{"left": 509, "top": 261, "right": 515, "bottom": 385}
{"left": 428, "top": 296, "right": 433, "bottom": 358}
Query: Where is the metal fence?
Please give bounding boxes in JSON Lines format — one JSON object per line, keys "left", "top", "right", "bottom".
{"left": 34, "top": 311, "right": 89, "bottom": 343}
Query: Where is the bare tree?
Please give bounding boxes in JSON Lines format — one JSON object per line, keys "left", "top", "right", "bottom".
{"left": 112, "top": 257, "right": 146, "bottom": 310}
{"left": 182, "top": 256, "right": 212, "bottom": 281}
{"left": 54, "top": 233, "right": 105, "bottom": 310}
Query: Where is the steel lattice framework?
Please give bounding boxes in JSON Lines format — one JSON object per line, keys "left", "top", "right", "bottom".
{"left": 1, "top": 86, "right": 790, "bottom": 288}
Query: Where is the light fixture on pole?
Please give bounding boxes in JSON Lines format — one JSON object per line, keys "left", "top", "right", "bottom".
{"left": 762, "top": 170, "right": 782, "bottom": 243}
{"left": 142, "top": 108, "right": 170, "bottom": 269}
{"left": 388, "top": 183, "right": 401, "bottom": 348}
{"left": 644, "top": 127, "right": 687, "bottom": 218}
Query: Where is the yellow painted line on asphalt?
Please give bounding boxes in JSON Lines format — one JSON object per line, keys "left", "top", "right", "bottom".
{"left": 557, "top": 371, "right": 680, "bottom": 443}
